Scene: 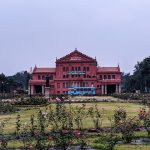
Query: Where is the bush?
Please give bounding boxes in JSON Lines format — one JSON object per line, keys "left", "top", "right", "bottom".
{"left": 114, "top": 108, "right": 140, "bottom": 143}
{"left": 0, "top": 102, "right": 17, "bottom": 114}
{"left": 15, "top": 96, "right": 48, "bottom": 105}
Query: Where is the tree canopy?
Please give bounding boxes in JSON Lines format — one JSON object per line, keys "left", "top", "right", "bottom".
{"left": 122, "top": 56, "right": 150, "bottom": 93}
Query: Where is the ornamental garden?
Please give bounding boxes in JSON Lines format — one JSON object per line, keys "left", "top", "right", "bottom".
{"left": 1, "top": 94, "right": 150, "bottom": 150}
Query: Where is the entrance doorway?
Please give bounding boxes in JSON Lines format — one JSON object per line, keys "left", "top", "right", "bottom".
{"left": 107, "top": 84, "right": 116, "bottom": 94}
{"left": 35, "top": 85, "right": 42, "bottom": 94}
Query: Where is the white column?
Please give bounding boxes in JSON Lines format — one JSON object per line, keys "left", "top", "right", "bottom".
{"left": 28, "top": 85, "right": 31, "bottom": 95}
{"left": 42, "top": 85, "right": 45, "bottom": 95}
{"left": 31, "top": 85, "right": 34, "bottom": 95}
{"left": 102, "top": 85, "right": 104, "bottom": 94}
{"left": 105, "top": 85, "right": 107, "bottom": 94}
{"left": 116, "top": 84, "right": 118, "bottom": 94}
{"left": 119, "top": 84, "right": 121, "bottom": 93}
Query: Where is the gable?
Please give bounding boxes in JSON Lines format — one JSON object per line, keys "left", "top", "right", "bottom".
{"left": 56, "top": 50, "right": 96, "bottom": 63}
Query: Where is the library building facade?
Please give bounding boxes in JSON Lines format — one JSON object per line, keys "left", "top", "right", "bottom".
{"left": 28, "top": 49, "right": 121, "bottom": 95}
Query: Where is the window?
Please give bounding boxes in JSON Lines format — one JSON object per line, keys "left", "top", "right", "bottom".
{"left": 66, "top": 83, "right": 68, "bottom": 88}
{"left": 42, "top": 75, "right": 45, "bottom": 80}
{"left": 49, "top": 75, "right": 53, "bottom": 80}
{"left": 85, "top": 82, "right": 88, "bottom": 87}
{"left": 63, "top": 83, "right": 65, "bottom": 88}
{"left": 112, "top": 75, "right": 115, "bottom": 79}
{"left": 72, "top": 67, "right": 74, "bottom": 71}
{"left": 108, "top": 75, "right": 111, "bottom": 79}
{"left": 83, "top": 67, "right": 86, "bottom": 71}
{"left": 104, "top": 75, "right": 107, "bottom": 79}
{"left": 50, "top": 85, "right": 54, "bottom": 88}
{"left": 38, "top": 75, "right": 41, "bottom": 80}
{"left": 78, "top": 67, "right": 80, "bottom": 71}
{"left": 57, "top": 91, "right": 60, "bottom": 94}
{"left": 100, "top": 75, "right": 103, "bottom": 80}
{"left": 87, "top": 75, "right": 91, "bottom": 78}
{"left": 57, "top": 83, "right": 60, "bottom": 88}
{"left": 63, "top": 75, "right": 66, "bottom": 78}
{"left": 66, "top": 75, "right": 69, "bottom": 78}
{"left": 84, "top": 75, "right": 86, "bottom": 78}
{"left": 63, "top": 67, "right": 69, "bottom": 71}
{"left": 87, "top": 67, "right": 89, "bottom": 71}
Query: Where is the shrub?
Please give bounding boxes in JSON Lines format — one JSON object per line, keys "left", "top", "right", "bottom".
{"left": 0, "top": 102, "right": 17, "bottom": 114}
{"left": 88, "top": 104, "right": 102, "bottom": 129}
{"left": 114, "top": 107, "right": 127, "bottom": 124}
{"left": 138, "top": 103, "right": 150, "bottom": 137}
{"left": 15, "top": 96, "right": 48, "bottom": 105}
{"left": 114, "top": 108, "right": 140, "bottom": 143}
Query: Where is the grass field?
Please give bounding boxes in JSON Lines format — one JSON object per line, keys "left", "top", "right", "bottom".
{"left": 0, "top": 96, "right": 150, "bottom": 149}
{"left": 0, "top": 96, "right": 146, "bottom": 134}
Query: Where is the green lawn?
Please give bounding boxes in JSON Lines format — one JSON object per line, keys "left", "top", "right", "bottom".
{"left": 0, "top": 99, "right": 146, "bottom": 134}
{"left": 0, "top": 98, "right": 149, "bottom": 150}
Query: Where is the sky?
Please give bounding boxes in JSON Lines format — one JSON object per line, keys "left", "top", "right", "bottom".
{"left": 0, "top": 0, "right": 150, "bottom": 76}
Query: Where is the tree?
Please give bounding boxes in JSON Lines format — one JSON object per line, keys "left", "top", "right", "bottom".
{"left": 121, "top": 56, "right": 150, "bottom": 93}
{"left": 133, "top": 57, "right": 150, "bottom": 92}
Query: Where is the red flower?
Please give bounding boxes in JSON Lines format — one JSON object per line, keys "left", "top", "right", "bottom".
{"left": 62, "top": 130, "right": 66, "bottom": 133}
{"left": 73, "top": 130, "right": 78, "bottom": 134}
{"left": 29, "top": 144, "right": 33, "bottom": 149}
{"left": 75, "top": 132, "right": 80, "bottom": 138}
{"left": 48, "top": 136, "right": 53, "bottom": 140}
{"left": 67, "top": 141, "right": 73, "bottom": 145}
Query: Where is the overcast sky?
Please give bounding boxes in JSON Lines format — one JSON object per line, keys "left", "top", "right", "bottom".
{"left": 0, "top": 0, "right": 150, "bottom": 76}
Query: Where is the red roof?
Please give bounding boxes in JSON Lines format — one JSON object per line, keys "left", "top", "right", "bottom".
{"left": 33, "top": 68, "right": 56, "bottom": 73}
{"left": 97, "top": 67, "right": 120, "bottom": 73}
{"left": 57, "top": 49, "right": 96, "bottom": 62}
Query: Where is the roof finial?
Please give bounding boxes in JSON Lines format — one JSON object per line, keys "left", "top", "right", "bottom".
{"left": 33, "top": 64, "right": 37, "bottom": 71}
{"left": 118, "top": 63, "right": 120, "bottom": 71}
{"left": 35, "top": 64, "right": 37, "bottom": 69}
{"left": 75, "top": 48, "right": 77, "bottom": 50}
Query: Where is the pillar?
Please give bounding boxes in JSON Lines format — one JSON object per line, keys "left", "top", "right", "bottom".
{"left": 31, "top": 85, "right": 34, "bottom": 95}
{"left": 28, "top": 85, "right": 31, "bottom": 95}
{"left": 42, "top": 85, "right": 45, "bottom": 95}
{"left": 105, "top": 84, "right": 107, "bottom": 95}
{"left": 119, "top": 84, "right": 121, "bottom": 93}
{"left": 116, "top": 84, "right": 118, "bottom": 94}
{"left": 102, "top": 85, "right": 104, "bottom": 94}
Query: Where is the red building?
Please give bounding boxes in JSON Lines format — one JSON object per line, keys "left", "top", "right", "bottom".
{"left": 29, "top": 49, "right": 121, "bottom": 95}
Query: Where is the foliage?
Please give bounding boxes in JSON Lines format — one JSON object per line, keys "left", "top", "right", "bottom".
{"left": 114, "top": 107, "right": 127, "bottom": 124}
{"left": 73, "top": 104, "right": 86, "bottom": 130}
{"left": 15, "top": 114, "right": 21, "bottom": 136}
{"left": 114, "top": 108, "right": 140, "bottom": 143}
{"left": 88, "top": 104, "right": 102, "bottom": 129}
{"left": 15, "top": 96, "right": 48, "bottom": 105}
{"left": 138, "top": 103, "right": 150, "bottom": 137}
{"left": 121, "top": 56, "right": 150, "bottom": 93}
{"left": 0, "top": 71, "right": 31, "bottom": 95}
{"left": 0, "top": 102, "right": 17, "bottom": 114}
{"left": 93, "top": 130, "right": 119, "bottom": 150}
